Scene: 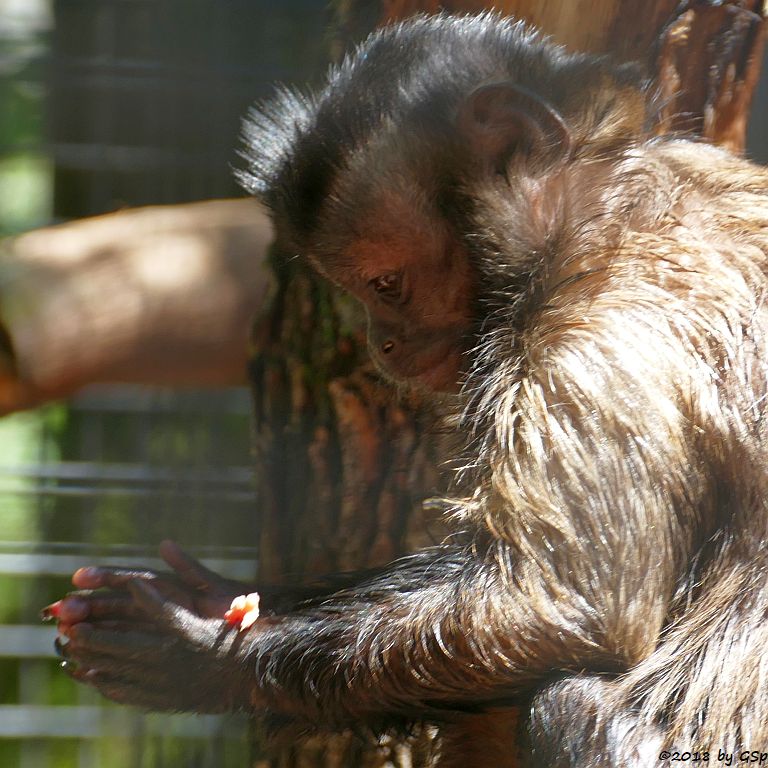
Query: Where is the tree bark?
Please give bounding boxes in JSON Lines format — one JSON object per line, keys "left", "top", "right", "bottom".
{"left": 249, "top": 261, "right": 451, "bottom": 768}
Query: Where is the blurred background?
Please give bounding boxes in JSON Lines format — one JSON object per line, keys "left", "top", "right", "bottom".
{"left": 0, "top": 1, "right": 327, "bottom": 766}
{"left": 0, "top": 2, "right": 765, "bottom": 767}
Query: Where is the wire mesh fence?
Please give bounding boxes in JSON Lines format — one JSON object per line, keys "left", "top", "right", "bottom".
{"left": 48, "top": 0, "right": 328, "bottom": 218}
{"left": 0, "top": 1, "right": 328, "bottom": 765}
{"left": 0, "top": 385, "right": 258, "bottom": 768}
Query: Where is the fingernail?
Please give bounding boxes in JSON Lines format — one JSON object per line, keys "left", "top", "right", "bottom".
{"left": 54, "top": 636, "right": 68, "bottom": 656}
{"left": 58, "top": 597, "right": 89, "bottom": 623}
{"left": 72, "top": 567, "right": 101, "bottom": 588}
{"left": 40, "top": 601, "right": 62, "bottom": 621}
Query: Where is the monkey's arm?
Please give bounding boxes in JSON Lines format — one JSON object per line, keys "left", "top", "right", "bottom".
{"left": 59, "top": 542, "right": 558, "bottom": 719}
{"left": 59, "top": 356, "right": 703, "bottom": 726}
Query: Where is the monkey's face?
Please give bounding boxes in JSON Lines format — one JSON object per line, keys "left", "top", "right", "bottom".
{"left": 312, "top": 205, "right": 475, "bottom": 393}
{"left": 361, "top": 252, "right": 473, "bottom": 392}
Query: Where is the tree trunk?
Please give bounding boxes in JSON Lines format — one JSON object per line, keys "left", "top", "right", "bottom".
{"left": 251, "top": 2, "right": 766, "bottom": 766}
{"left": 249, "top": 259, "right": 451, "bottom": 768}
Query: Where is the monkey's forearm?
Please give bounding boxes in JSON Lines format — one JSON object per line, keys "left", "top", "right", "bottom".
{"left": 244, "top": 542, "right": 625, "bottom": 725}
{"left": 258, "top": 563, "right": 421, "bottom": 614}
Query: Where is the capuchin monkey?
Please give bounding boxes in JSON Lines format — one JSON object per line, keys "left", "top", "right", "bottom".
{"left": 46, "top": 13, "right": 768, "bottom": 767}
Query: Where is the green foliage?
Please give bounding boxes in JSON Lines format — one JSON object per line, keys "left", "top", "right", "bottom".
{"left": 0, "top": 30, "right": 51, "bottom": 236}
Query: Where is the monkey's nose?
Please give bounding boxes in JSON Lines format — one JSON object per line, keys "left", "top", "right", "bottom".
{"left": 381, "top": 340, "right": 395, "bottom": 354}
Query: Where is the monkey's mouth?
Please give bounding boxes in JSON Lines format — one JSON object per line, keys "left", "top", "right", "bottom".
{"left": 377, "top": 343, "right": 466, "bottom": 393}
{"left": 410, "top": 351, "right": 465, "bottom": 392}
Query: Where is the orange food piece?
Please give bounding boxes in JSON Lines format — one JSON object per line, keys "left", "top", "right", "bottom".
{"left": 224, "top": 592, "right": 260, "bottom": 630}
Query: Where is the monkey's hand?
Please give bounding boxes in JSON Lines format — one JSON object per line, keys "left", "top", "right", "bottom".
{"left": 42, "top": 540, "right": 251, "bottom": 636}
{"left": 55, "top": 579, "right": 260, "bottom": 713}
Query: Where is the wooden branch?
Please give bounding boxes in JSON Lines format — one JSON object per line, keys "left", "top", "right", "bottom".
{"left": 655, "top": 1, "right": 766, "bottom": 152}
{"left": 0, "top": 199, "right": 275, "bottom": 413}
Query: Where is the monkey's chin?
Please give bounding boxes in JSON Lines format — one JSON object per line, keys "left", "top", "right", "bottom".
{"left": 383, "top": 352, "right": 464, "bottom": 394}
{"left": 410, "top": 358, "right": 464, "bottom": 393}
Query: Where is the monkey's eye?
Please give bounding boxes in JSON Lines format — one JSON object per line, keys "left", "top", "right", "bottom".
{"left": 369, "top": 273, "right": 403, "bottom": 301}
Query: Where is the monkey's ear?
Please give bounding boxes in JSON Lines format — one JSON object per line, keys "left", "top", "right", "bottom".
{"left": 458, "top": 82, "right": 572, "bottom": 171}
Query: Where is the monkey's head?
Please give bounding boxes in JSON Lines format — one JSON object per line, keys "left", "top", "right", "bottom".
{"left": 241, "top": 13, "right": 649, "bottom": 392}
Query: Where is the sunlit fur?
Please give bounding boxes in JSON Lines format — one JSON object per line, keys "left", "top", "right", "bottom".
{"left": 241, "top": 13, "right": 768, "bottom": 766}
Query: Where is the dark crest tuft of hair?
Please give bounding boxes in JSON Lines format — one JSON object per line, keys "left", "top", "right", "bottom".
{"left": 237, "top": 13, "right": 644, "bottom": 249}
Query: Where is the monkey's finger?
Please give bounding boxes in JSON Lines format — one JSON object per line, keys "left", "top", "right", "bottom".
{"left": 60, "top": 641, "right": 177, "bottom": 683}
{"left": 127, "top": 579, "right": 198, "bottom": 627}
{"left": 159, "top": 539, "right": 221, "bottom": 589}
{"left": 65, "top": 592, "right": 135, "bottom": 620}
{"left": 61, "top": 662, "right": 172, "bottom": 706}
{"left": 72, "top": 567, "right": 197, "bottom": 614}
{"left": 44, "top": 591, "right": 138, "bottom": 624}
{"left": 65, "top": 622, "right": 177, "bottom": 663}
{"left": 58, "top": 616, "right": 161, "bottom": 639}
{"left": 85, "top": 673, "right": 181, "bottom": 711}
{"left": 72, "top": 565, "right": 167, "bottom": 590}
{"left": 66, "top": 650, "right": 177, "bottom": 688}
{"left": 42, "top": 593, "right": 104, "bottom": 622}
{"left": 54, "top": 596, "right": 90, "bottom": 623}
{"left": 158, "top": 542, "right": 252, "bottom": 613}
{"left": 75, "top": 667, "right": 225, "bottom": 713}
{"left": 126, "top": 578, "right": 171, "bottom": 617}
{"left": 67, "top": 622, "right": 165, "bottom": 652}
